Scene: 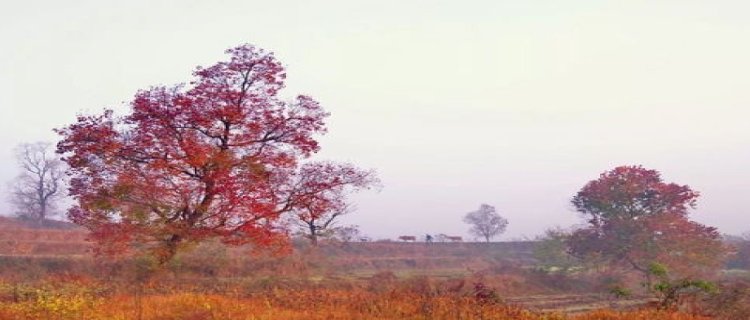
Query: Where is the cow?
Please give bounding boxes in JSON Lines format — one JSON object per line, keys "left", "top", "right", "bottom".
{"left": 398, "top": 235, "right": 417, "bottom": 242}
{"left": 446, "top": 236, "right": 463, "bottom": 242}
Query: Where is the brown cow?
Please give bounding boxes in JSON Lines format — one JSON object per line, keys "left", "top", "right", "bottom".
{"left": 446, "top": 236, "right": 463, "bottom": 242}
{"left": 398, "top": 235, "right": 416, "bottom": 242}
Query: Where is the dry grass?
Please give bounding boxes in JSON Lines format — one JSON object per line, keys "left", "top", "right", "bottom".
{"left": 0, "top": 281, "right": 710, "bottom": 320}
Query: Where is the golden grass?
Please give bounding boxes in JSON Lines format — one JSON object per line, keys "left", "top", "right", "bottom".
{"left": 0, "top": 284, "right": 710, "bottom": 320}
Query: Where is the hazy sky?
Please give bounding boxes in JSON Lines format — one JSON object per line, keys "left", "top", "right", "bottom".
{"left": 1, "top": 0, "right": 748, "bottom": 240}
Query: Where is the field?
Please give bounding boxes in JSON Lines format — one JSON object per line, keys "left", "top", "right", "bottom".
{"left": 0, "top": 217, "right": 736, "bottom": 319}
{"left": 0, "top": 285, "right": 709, "bottom": 320}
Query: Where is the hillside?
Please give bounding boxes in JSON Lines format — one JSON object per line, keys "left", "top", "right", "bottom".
{"left": 0, "top": 217, "right": 713, "bottom": 316}
{"left": 0, "top": 217, "right": 89, "bottom": 256}
{"left": 0, "top": 217, "right": 537, "bottom": 270}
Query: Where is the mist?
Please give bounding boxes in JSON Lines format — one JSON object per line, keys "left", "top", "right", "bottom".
{"left": 1, "top": 0, "right": 748, "bottom": 241}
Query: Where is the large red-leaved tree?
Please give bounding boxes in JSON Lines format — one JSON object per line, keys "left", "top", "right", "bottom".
{"left": 56, "top": 44, "right": 377, "bottom": 263}
{"left": 568, "top": 166, "right": 725, "bottom": 280}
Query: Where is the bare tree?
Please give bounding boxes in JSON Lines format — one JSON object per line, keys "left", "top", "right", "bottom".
{"left": 280, "top": 162, "right": 379, "bottom": 246}
{"left": 463, "top": 204, "right": 508, "bottom": 242}
{"left": 333, "top": 224, "right": 361, "bottom": 243}
{"left": 294, "top": 204, "right": 353, "bottom": 246}
{"left": 8, "top": 142, "right": 65, "bottom": 225}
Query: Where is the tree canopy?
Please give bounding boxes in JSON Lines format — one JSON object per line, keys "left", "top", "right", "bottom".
{"left": 568, "top": 166, "right": 725, "bottom": 279}
{"left": 56, "top": 44, "right": 376, "bottom": 262}
{"left": 463, "top": 204, "right": 508, "bottom": 242}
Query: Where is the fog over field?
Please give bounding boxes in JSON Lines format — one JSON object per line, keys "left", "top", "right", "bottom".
{"left": 0, "top": 0, "right": 748, "bottom": 240}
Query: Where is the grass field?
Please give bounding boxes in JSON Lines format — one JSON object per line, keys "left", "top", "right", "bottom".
{"left": 0, "top": 217, "right": 739, "bottom": 319}
{"left": 0, "top": 282, "right": 708, "bottom": 320}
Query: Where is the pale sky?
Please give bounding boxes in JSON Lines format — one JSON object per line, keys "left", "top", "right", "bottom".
{"left": 1, "top": 0, "right": 748, "bottom": 240}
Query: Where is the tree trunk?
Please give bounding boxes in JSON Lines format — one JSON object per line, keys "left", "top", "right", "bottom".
{"left": 38, "top": 202, "right": 46, "bottom": 226}
{"left": 158, "top": 234, "right": 182, "bottom": 265}
{"left": 309, "top": 224, "right": 318, "bottom": 246}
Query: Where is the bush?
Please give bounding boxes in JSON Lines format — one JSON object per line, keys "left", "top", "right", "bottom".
{"left": 703, "top": 279, "right": 750, "bottom": 319}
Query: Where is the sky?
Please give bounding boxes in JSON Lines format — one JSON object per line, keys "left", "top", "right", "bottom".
{"left": 0, "top": 0, "right": 748, "bottom": 240}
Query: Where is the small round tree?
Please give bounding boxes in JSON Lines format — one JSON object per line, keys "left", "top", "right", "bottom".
{"left": 463, "top": 204, "right": 508, "bottom": 242}
{"left": 568, "top": 165, "right": 726, "bottom": 282}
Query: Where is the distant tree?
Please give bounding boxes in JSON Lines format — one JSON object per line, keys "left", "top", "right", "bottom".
{"left": 568, "top": 166, "right": 726, "bottom": 284}
{"left": 285, "top": 163, "right": 377, "bottom": 246}
{"left": 463, "top": 204, "right": 508, "bottom": 242}
{"left": 55, "top": 44, "right": 377, "bottom": 263}
{"left": 9, "top": 142, "right": 65, "bottom": 225}
{"left": 334, "top": 225, "right": 361, "bottom": 243}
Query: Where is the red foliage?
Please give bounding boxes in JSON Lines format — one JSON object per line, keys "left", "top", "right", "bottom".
{"left": 56, "top": 44, "right": 376, "bottom": 262}
{"left": 572, "top": 166, "right": 699, "bottom": 226}
{"left": 569, "top": 166, "right": 725, "bottom": 277}
{"left": 285, "top": 162, "right": 377, "bottom": 245}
